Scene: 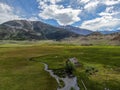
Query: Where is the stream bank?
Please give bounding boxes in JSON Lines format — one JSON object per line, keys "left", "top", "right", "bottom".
{"left": 43, "top": 63, "right": 80, "bottom": 90}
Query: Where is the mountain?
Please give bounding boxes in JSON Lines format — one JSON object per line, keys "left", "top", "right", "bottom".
{"left": 62, "top": 31, "right": 120, "bottom": 45}
{"left": 99, "top": 30, "right": 120, "bottom": 34}
{"left": 0, "top": 20, "right": 79, "bottom": 40}
{"left": 112, "top": 33, "right": 120, "bottom": 41}
{"left": 59, "top": 25, "right": 93, "bottom": 35}
{"left": 87, "top": 32, "right": 103, "bottom": 36}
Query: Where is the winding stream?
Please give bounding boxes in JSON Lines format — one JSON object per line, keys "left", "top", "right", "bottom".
{"left": 43, "top": 63, "right": 80, "bottom": 90}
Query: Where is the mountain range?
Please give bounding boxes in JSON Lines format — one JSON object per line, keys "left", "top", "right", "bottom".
{"left": 59, "top": 25, "right": 93, "bottom": 35}
{"left": 0, "top": 20, "right": 120, "bottom": 41}
{"left": 0, "top": 20, "right": 79, "bottom": 40}
{"left": 99, "top": 30, "right": 120, "bottom": 34}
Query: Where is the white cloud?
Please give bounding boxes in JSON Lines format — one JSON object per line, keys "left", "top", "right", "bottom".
{"left": 0, "top": 3, "right": 21, "bottom": 24}
{"left": 49, "top": 0, "right": 62, "bottom": 4}
{"left": 80, "top": 0, "right": 90, "bottom": 4}
{"left": 38, "top": 3, "right": 81, "bottom": 25}
{"left": 80, "top": 0, "right": 120, "bottom": 31}
{"left": 37, "top": 0, "right": 62, "bottom": 5}
{"left": 28, "top": 17, "right": 39, "bottom": 21}
{"left": 80, "top": 16, "right": 120, "bottom": 31}
{"left": 37, "top": 0, "right": 120, "bottom": 30}
{"left": 82, "top": 0, "right": 120, "bottom": 14}
{"left": 84, "top": 1, "right": 99, "bottom": 11}
{"left": 99, "top": 6, "right": 120, "bottom": 17}
{"left": 104, "top": 0, "right": 120, "bottom": 5}
{"left": 117, "top": 27, "right": 120, "bottom": 30}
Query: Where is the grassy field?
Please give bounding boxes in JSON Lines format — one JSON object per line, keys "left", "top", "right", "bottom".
{"left": 0, "top": 43, "right": 120, "bottom": 90}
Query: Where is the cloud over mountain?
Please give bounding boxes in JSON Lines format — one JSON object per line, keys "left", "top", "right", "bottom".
{"left": 37, "top": 0, "right": 81, "bottom": 25}
{"left": 0, "top": 3, "right": 21, "bottom": 24}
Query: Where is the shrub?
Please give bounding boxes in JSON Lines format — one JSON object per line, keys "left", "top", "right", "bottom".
{"left": 65, "top": 61, "right": 75, "bottom": 75}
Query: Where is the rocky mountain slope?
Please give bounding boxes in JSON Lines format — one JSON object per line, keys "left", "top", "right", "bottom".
{"left": 60, "top": 25, "right": 93, "bottom": 35}
{"left": 0, "top": 20, "right": 79, "bottom": 40}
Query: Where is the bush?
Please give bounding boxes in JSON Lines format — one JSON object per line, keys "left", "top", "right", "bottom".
{"left": 65, "top": 61, "right": 75, "bottom": 75}
{"left": 85, "top": 66, "right": 98, "bottom": 75}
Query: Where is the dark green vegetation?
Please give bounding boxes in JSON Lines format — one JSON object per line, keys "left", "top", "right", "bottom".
{"left": 53, "top": 68, "right": 66, "bottom": 78}
{"left": 53, "top": 60, "right": 76, "bottom": 78}
{"left": 0, "top": 43, "right": 120, "bottom": 90}
{"left": 58, "top": 79, "right": 65, "bottom": 88}
{"left": 71, "top": 87, "right": 75, "bottom": 90}
{"left": 65, "top": 60, "right": 75, "bottom": 76}
{"left": 85, "top": 66, "right": 99, "bottom": 75}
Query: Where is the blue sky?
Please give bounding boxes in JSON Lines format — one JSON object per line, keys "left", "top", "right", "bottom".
{"left": 0, "top": 0, "right": 120, "bottom": 31}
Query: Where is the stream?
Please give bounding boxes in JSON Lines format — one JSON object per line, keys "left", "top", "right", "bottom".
{"left": 43, "top": 63, "right": 80, "bottom": 90}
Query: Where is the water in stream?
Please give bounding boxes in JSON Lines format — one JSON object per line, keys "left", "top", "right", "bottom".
{"left": 43, "top": 63, "right": 80, "bottom": 90}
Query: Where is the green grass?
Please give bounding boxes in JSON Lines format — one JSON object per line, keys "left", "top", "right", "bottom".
{"left": 0, "top": 43, "right": 120, "bottom": 90}
{"left": 34, "top": 46, "right": 120, "bottom": 90}
{"left": 0, "top": 45, "right": 59, "bottom": 90}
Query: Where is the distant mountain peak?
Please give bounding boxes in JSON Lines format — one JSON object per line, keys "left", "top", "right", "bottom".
{"left": 59, "top": 25, "right": 93, "bottom": 35}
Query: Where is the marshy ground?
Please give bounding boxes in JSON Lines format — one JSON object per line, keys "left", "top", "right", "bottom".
{"left": 0, "top": 42, "right": 120, "bottom": 90}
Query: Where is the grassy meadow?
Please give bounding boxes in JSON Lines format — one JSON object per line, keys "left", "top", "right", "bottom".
{"left": 0, "top": 42, "right": 120, "bottom": 90}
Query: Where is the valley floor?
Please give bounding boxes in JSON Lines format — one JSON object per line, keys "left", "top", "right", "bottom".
{"left": 0, "top": 42, "right": 120, "bottom": 90}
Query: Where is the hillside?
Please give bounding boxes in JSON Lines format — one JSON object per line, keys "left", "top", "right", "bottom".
{"left": 62, "top": 32, "right": 120, "bottom": 45}
{"left": 100, "top": 30, "right": 120, "bottom": 34}
{"left": 0, "top": 20, "right": 79, "bottom": 40}
{"left": 60, "top": 25, "right": 93, "bottom": 35}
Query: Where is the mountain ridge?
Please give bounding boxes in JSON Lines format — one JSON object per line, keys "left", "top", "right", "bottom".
{"left": 59, "top": 25, "right": 93, "bottom": 35}
{"left": 0, "top": 20, "right": 79, "bottom": 40}
{"left": 0, "top": 20, "right": 120, "bottom": 41}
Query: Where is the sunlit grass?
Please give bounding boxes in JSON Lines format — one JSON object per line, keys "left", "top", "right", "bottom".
{"left": 0, "top": 43, "right": 120, "bottom": 90}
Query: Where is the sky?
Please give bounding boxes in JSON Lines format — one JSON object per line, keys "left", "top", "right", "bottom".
{"left": 0, "top": 0, "right": 120, "bottom": 31}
